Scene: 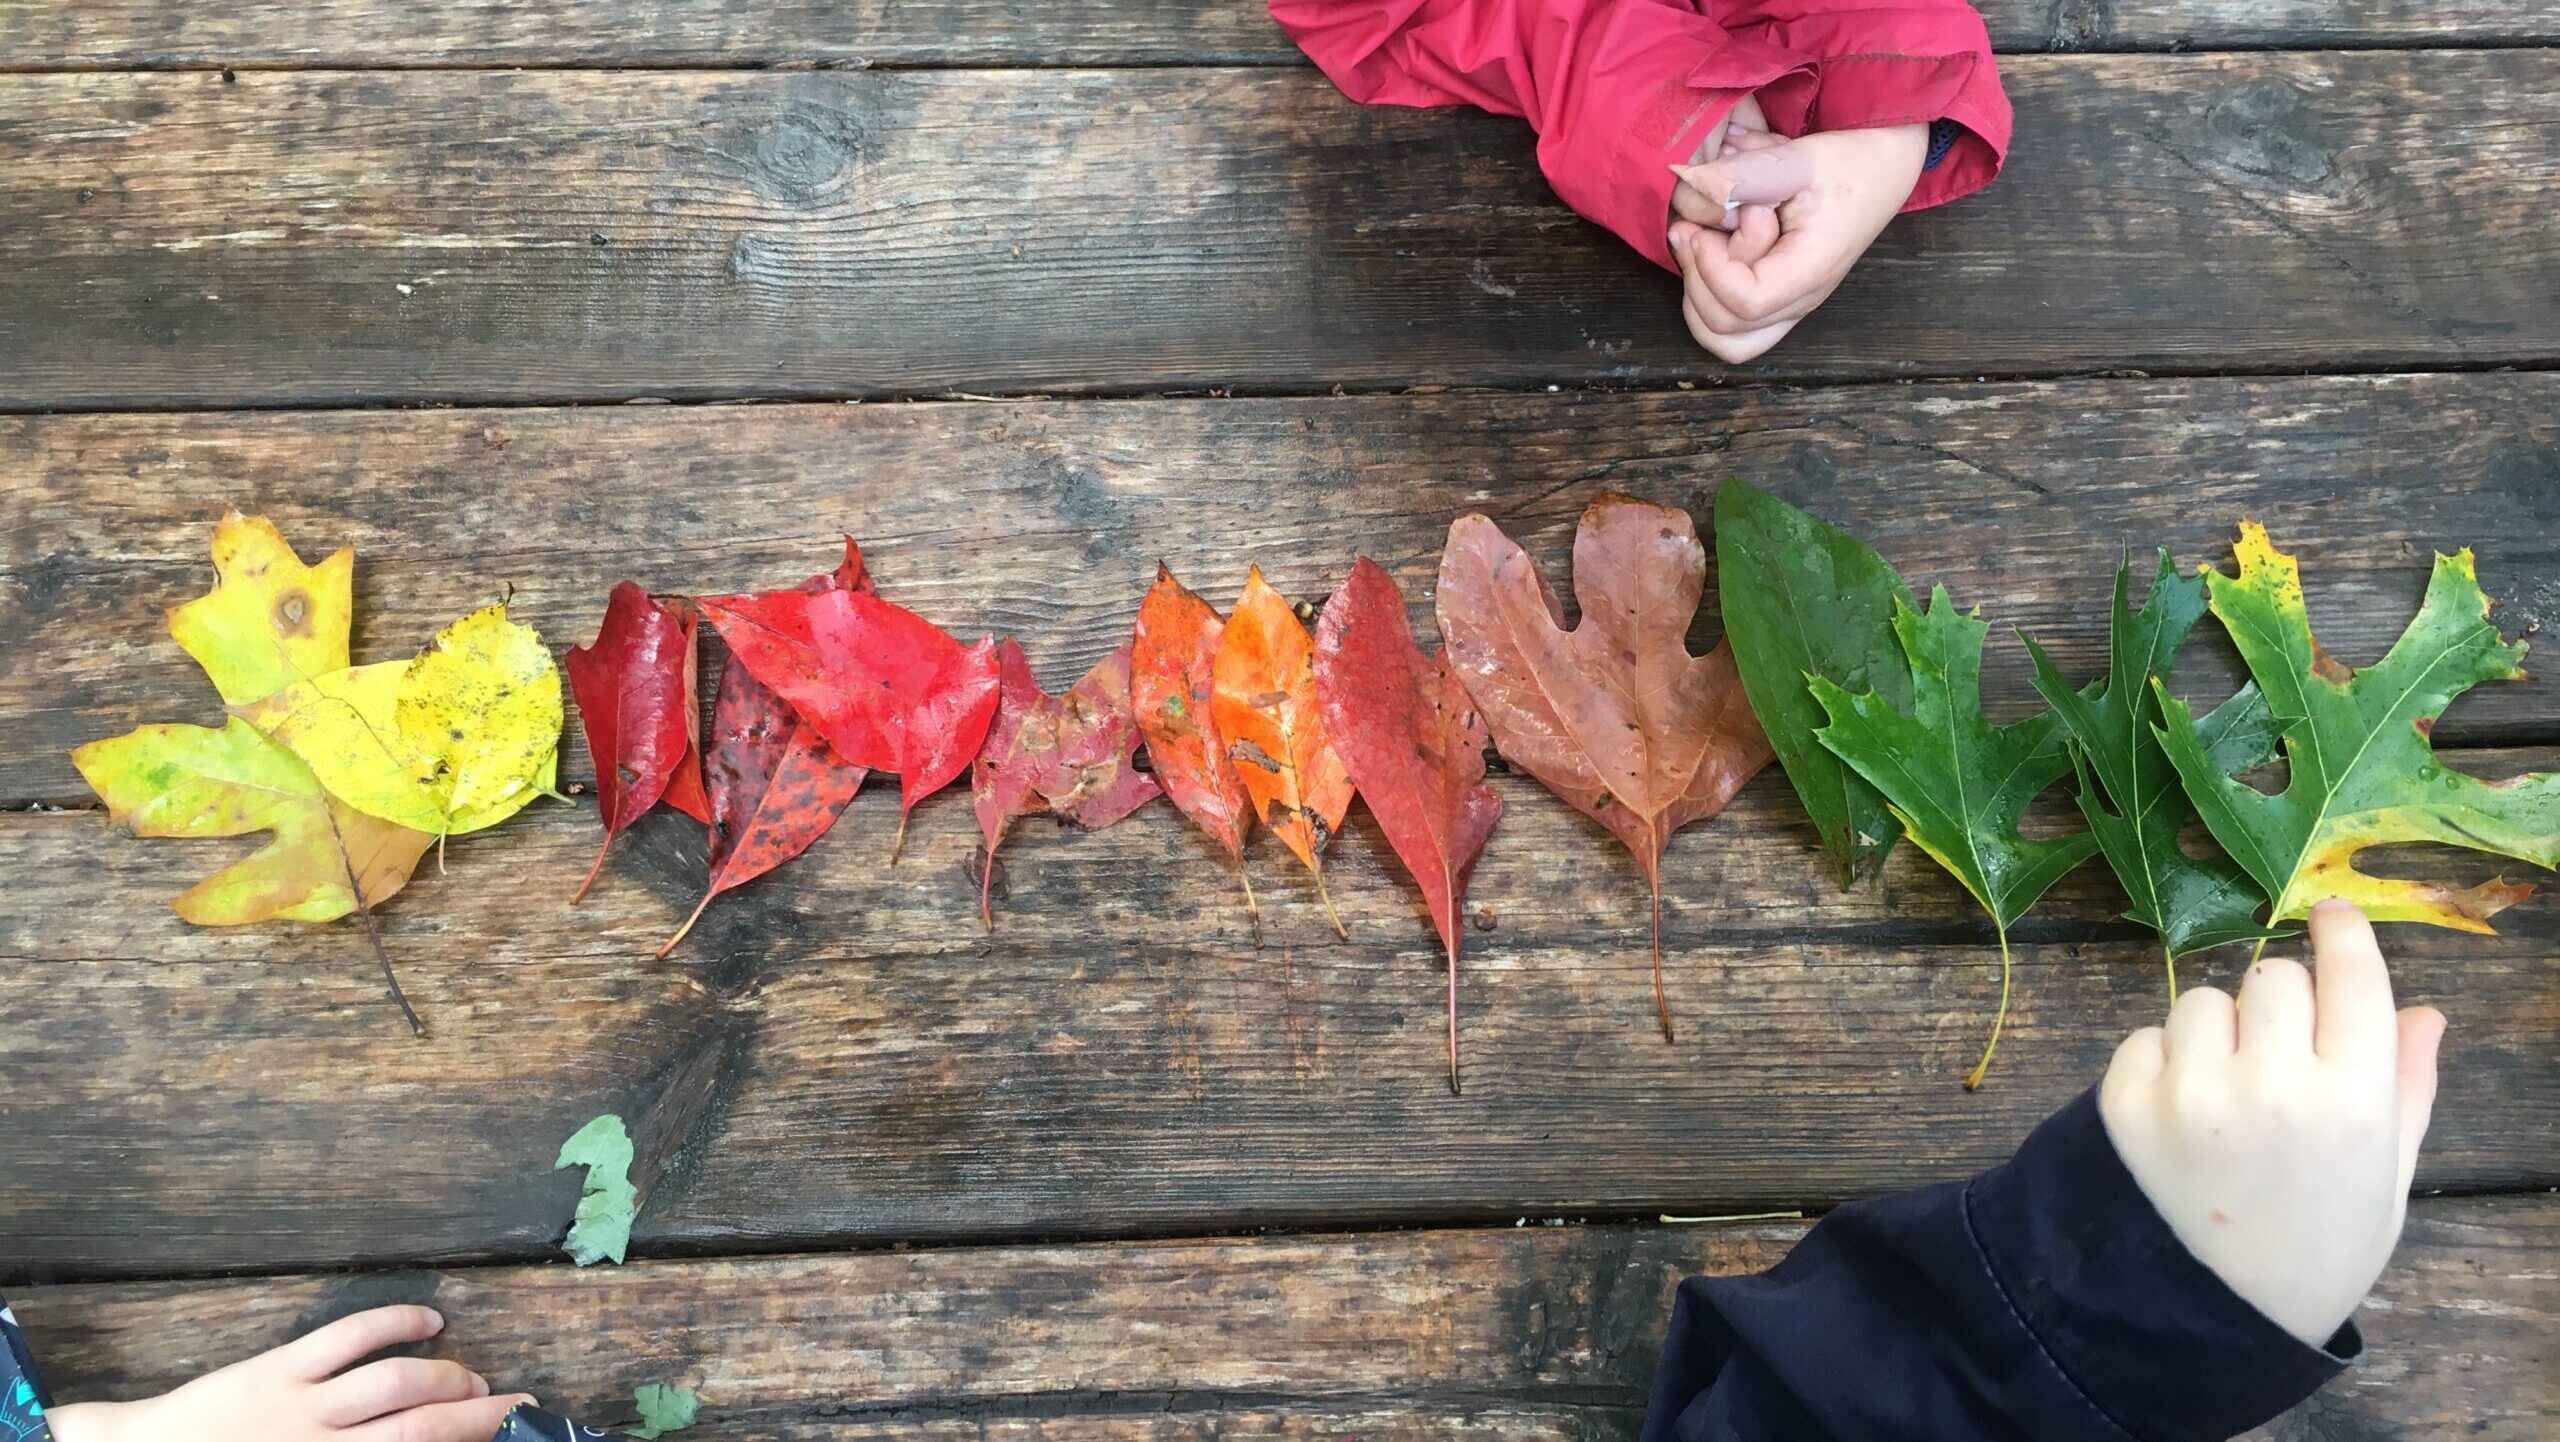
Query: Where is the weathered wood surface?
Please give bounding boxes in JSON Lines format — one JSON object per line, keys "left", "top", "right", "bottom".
{"left": 4, "top": 0, "right": 2552, "bottom": 68}
{"left": 18, "top": 1199, "right": 2555, "bottom": 1439}
{"left": 1, "top": 53, "right": 2554, "bottom": 407}
{"left": 4, "top": 738, "right": 2553, "bottom": 1279}
{"left": 6, "top": 374, "right": 2555, "bottom": 805}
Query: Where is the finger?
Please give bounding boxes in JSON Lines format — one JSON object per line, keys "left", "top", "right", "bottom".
{"left": 1689, "top": 224, "right": 1838, "bottom": 326}
{"left": 2394, "top": 1005, "right": 2445, "bottom": 1194}
{"left": 321, "top": 1357, "right": 489, "bottom": 1426}
{"left": 1722, "top": 127, "right": 1790, "bottom": 153}
{"left": 2309, "top": 897, "right": 2398, "bottom": 1065}
{"left": 349, "top": 1395, "right": 539, "bottom": 1442}
{"left": 1671, "top": 145, "right": 1813, "bottom": 212}
{"left": 274, "top": 1306, "right": 445, "bottom": 1383}
{"left": 2163, "top": 984, "right": 2238, "bottom": 1068}
{"left": 1729, "top": 203, "right": 1781, "bottom": 266}
{"left": 1680, "top": 291, "right": 1794, "bottom": 363}
{"left": 2105, "top": 1024, "right": 2169, "bottom": 1100}
{"left": 1668, "top": 179, "right": 1732, "bottom": 228}
{"left": 2237, "top": 955, "right": 2316, "bottom": 1059}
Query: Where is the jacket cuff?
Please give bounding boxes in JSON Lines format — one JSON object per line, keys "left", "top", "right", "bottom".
{"left": 1538, "top": 23, "right": 1814, "bottom": 273}
{"left": 1965, "top": 1088, "right": 2357, "bottom": 1442}
{"left": 497, "top": 1401, "right": 640, "bottom": 1441}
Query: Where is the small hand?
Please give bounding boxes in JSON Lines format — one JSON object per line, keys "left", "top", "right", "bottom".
{"left": 46, "top": 1306, "right": 537, "bottom": 1442}
{"left": 2100, "top": 899, "right": 2445, "bottom": 1346}
{"left": 1666, "top": 122, "right": 1929, "bottom": 362}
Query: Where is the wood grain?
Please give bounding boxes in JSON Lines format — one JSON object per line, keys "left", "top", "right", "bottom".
{"left": 3, "top": 736, "right": 2552, "bottom": 1279}
{"left": 1, "top": 54, "right": 2553, "bottom": 406}
{"left": 6, "top": 374, "right": 2556, "bottom": 806}
{"left": 4, "top": 0, "right": 2552, "bottom": 68}
{"left": 16, "top": 1200, "right": 2554, "bottom": 1439}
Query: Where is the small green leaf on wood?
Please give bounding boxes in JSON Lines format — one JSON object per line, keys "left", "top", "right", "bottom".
{"left": 1812, "top": 588, "right": 2098, "bottom": 1089}
{"left": 630, "top": 1383, "right": 700, "bottom": 1439}
{"left": 554, "top": 1113, "right": 636, "bottom": 1267}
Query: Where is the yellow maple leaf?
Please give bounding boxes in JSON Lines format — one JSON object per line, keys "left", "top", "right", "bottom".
{"left": 244, "top": 605, "right": 565, "bottom": 836}
{"left": 167, "top": 511, "right": 356, "bottom": 706}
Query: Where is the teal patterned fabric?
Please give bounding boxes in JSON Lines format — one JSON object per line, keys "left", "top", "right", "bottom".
{"left": 0, "top": 1299, "right": 55, "bottom": 1442}
{"left": 494, "top": 1405, "right": 639, "bottom": 1441}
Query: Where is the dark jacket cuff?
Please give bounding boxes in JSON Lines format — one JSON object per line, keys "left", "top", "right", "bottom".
{"left": 497, "top": 1402, "right": 640, "bottom": 1440}
{"left": 1965, "top": 1088, "right": 2357, "bottom": 1441}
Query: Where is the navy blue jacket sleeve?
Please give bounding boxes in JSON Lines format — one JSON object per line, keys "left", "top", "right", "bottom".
{"left": 1641, "top": 1089, "right": 2359, "bottom": 1441}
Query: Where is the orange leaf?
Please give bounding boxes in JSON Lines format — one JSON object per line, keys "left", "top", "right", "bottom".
{"left": 1212, "top": 567, "right": 1355, "bottom": 936}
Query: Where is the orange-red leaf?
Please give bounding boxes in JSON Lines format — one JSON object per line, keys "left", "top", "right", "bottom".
{"left": 1212, "top": 568, "right": 1354, "bottom": 931}
{"left": 1130, "top": 565, "right": 1252, "bottom": 865}
{"left": 1435, "top": 495, "right": 1772, "bottom": 1039}
{"left": 972, "top": 639, "right": 1161, "bottom": 927}
{"left": 1313, "top": 557, "right": 1502, "bottom": 1091}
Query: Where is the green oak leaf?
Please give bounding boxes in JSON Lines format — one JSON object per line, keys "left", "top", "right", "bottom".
{"left": 1812, "top": 587, "right": 2097, "bottom": 1088}
{"left": 2156, "top": 523, "right": 2559, "bottom": 933}
{"left": 555, "top": 1113, "right": 636, "bottom": 1267}
{"left": 2023, "top": 550, "right": 2287, "bottom": 986}
{"left": 1713, "top": 479, "right": 1915, "bottom": 887}
{"left": 631, "top": 1383, "right": 700, "bottom": 1439}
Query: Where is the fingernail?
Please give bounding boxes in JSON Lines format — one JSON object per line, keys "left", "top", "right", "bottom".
{"left": 469, "top": 1373, "right": 490, "bottom": 1397}
{"left": 421, "top": 1309, "right": 445, "bottom": 1334}
{"left": 2311, "top": 896, "right": 2357, "bottom": 916}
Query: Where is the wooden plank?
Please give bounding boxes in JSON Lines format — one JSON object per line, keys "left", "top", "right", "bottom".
{"left": 3, "top": 738, "right": 2553, "bottom": 1278}
{"left": 6, "top": 374, "right": 2555, "bottom": 804}
{"left": 5, "top": 0, "right": 2553, "bottom": 69}
{"left": 15, "top": 1199, "right": 2555, "bottom": 1438}
{"left": 0, "top": 54, "right": 2553, "bottom": 405}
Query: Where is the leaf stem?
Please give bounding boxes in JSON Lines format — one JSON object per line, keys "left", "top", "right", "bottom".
{"left": 1312, "top": 865, "right": 1347, "bottom": 940}
{"left": 327, "top": 810, "right": 422, "bottom": 1036}
{"left": 2163, "top": 942, "right": 2179, "bottom": 1004}
{"left": 659, "top": 891, "right": 713, "bottom": 960}
{"left": 1651, "top": 877, "right": 1674, "bottom": 1044}
{"left": 1238, "top": 861, "right": 1263, "bottom": 950}
{"left": 572, "top": 833, "right": 612, "bottom": 905}
{"left": 2248, "top": 933, "right": 2271, "bottom": 967}
{"left": 1445, "top": 916, "right": 1463, "bottom": 1096}
{"left": 1963, "top": 924, "right": 2014, "bottom": 1090}
{"left": 889, "top": 810, "right": 911, "bottom": 867}
{"left": 980, "top": 841, "right": 998, "bottom": 931}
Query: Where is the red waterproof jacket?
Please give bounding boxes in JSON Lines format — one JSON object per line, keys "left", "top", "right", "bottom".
{"left": 1268, "top": 0, "right": 2012, "bottom": 272}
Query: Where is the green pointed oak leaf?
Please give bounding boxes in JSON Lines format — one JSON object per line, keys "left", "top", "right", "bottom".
{"left": 1714, "top": 479, "right": 1915, "bottom": 887}
{"left": 244, "top": 605, "right": 564, "bottom": 836}
{"left": 70, "top": 718, "right": 434, "bottom": 925}
{"left": 2157, "top": 523, "right": 2560, "bottom": 931}
{"left": 1812, "top": 587, "right": 2097, "bottom": 1088}
{"left": 631, "top": 1384, "right": 700, "bottom": 1439}
{"left": 555, "top": 1112, "right": 637, "bottom": 1267}
{"left": 2024, "top": 550, "right": 2287, "bottom": 979}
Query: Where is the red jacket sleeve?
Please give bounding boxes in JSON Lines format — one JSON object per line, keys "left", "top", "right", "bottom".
{"left": 1268, "top": 0, "right": 2011, "bottom": 272}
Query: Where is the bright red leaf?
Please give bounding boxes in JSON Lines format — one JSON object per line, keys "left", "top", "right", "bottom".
{"left": 1313, "top": 557, "right": 1502, "bottom": 1093}
{"left": 564, "top": 581, "right": 711, "bottom": 902}
{"left": 1130, "top": 565, "right": 1262, "bottom": 936}
{"left": 971, "top": 639, "right": 1160, "bottom": 927}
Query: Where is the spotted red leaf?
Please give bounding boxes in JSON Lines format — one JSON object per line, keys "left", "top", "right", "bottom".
{"left": 1313, "top": 557, "right": 1502, "bottom": 1093}
{"left": 564, "top": 581, "right": 711, "bottom": 902}
{"left": 971, "top": 639, "right": 1160, "bottom": 927}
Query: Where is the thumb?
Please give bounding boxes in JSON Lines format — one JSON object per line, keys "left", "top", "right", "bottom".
{"left": 1671, "top": 144, "right": 1815, "bottom": 213}
{"left": 2394, "top": 1005, "right": 2445, "bottom": 1194}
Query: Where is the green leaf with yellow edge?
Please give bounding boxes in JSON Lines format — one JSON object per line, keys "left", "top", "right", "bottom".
{"left": 2157, "top": 523, "right": 2560, "bottom": 932}
{"left": 70, "top": 718, "right": 434, "bottom": 924}
{"left": 245, "top": 605, "right": 565, "bottom": 836}
{"left": 167, "top": 511, "right": 356, "bottom": 706}
{"left": 1812, "top": 587, "right": 2098, "bottom": 1089}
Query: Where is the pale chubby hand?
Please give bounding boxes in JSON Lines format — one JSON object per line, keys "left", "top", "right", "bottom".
{"left": 1666, "top": 122, "right": 1929, "bottom": 362}
{"left": 2100, "top": 899, "right": 2446, "bottom": 1347}
{"left": 45, "top": 1307, "right": 537, "bottom": 1442}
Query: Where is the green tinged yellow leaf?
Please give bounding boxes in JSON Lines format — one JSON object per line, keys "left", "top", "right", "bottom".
{"left": 2158, "top": 523, "right": 2560, "bottom": 930}
{"left": 70, "top": 718, "right": 433, "bottom": 924}
{"left": 245, "top": 605, "right": 564, "bottom": 835}
{"left": 167, "top": 511, "right": 356, "bottom": 706}
{"left": 556, "top": 1112, "right": 638, "bottom": 1267}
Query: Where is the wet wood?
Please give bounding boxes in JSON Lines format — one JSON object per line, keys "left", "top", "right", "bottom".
{"left": 16, "top": 1198, "right": 2554, "bottom": 1439}
{"left": 4, "top": 0, "right": 2550, "bottom": 68}
{"left": 1, "top": 54, "right": 2554, "bottom": 406}
{"left": 2, "top": 734, "right": 2552, "bottom": 1278}
{"left": 5, "top": 373, "right": 2555, "bottom": 805}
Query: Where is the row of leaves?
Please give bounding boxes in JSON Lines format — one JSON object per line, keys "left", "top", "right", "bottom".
{"left": 76, "top": 487, "right": 2559, "bottom": 1090}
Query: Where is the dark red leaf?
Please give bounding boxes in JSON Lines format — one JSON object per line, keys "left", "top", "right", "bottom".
{"left": 971, "top": 639, "right": 1160, "bottom": 927}
{"left": 564, "top": 580, "right": 707, "bottom": 902}
{"left": 1313, "top": 557, "right": 1503, "bottom": 1092}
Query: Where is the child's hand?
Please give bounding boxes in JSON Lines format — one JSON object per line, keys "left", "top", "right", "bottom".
{"left": 2100, "top": 899, "right": 2446, "bottom": 1346}
{"left": 1665, "top": 122, "right": 1930, "bottom": 362}
{"left": 45, "top": 1306, "right": 535, "bottom": 1442}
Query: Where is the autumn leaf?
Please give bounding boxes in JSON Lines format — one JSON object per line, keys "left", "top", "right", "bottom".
{"left": 71, "top": 718, "right": 434, "bottom": 925}
{"left": 167, "top": 510, "right": 355, "bottom": 706}
{"left": 971, "top": 639, "right": 1160, "bottom": 928}
{"left": 1435, "top": 496, "right": 1771, "bottom": 1043}
{"left": 662, "top": 544, "right": 874, "bottom": 958}
{"left": 555, "top": 1112, "right": 637, "bottom": 1267}
{"left": 1812, "top": 589, "right": 2098, "bottom": 1088}
{"left": 245, "top": 605, "right": 565, "bottom": 837}
{"left": 1713, "top": 480, "right": 1914, "bottom": 887}
{"left": 565, "top": 581, "right": 712, "bottom": 902}
{"left": 1211, "top": 567, "right": 1356, "bottom": 937}
{"left": 2024, "top": 551, "right": 2286, "bottom": 989}
{"left": 1130, "top": 565, "right": 1262, "bottom": 939}
{"left": 694, "top": 584, "right": 1000, "bottom": 860}
{"left": 1312, "top": 557, "right": 1502, "bottom": 1093}
{"left": 2157, "top": 523, "right": 2560, "bottom": 934}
